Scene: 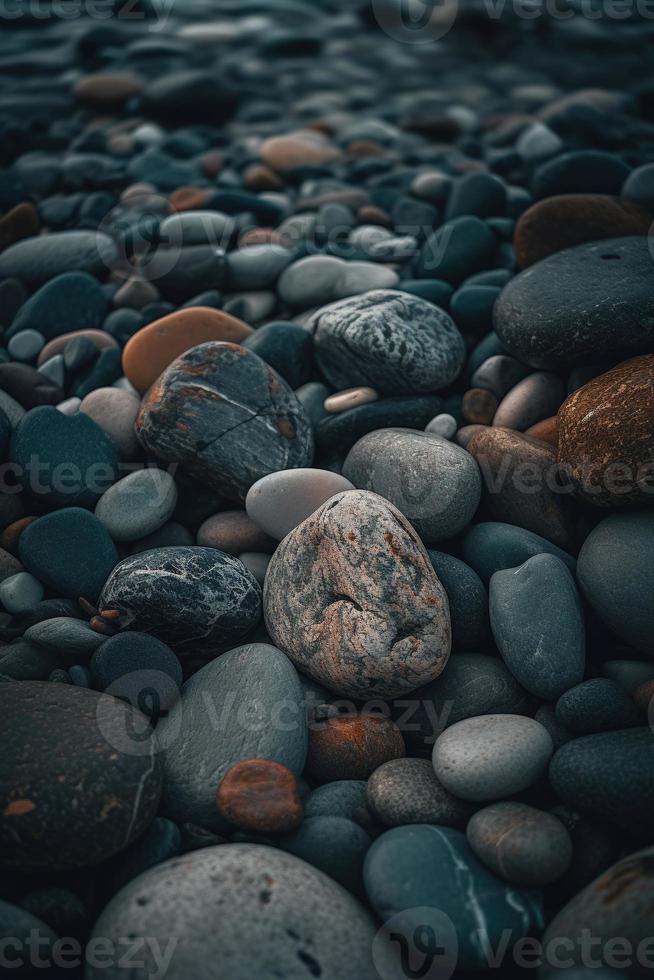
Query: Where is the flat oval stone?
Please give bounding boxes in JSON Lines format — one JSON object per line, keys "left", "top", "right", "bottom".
{"left": 557, "top": 355, "right": 654, "bottom": 507}
{"left": 577, "top": 511, "right": 654, "bottom": 656}
{"left": 197, "top": 510, "right": 275, "bottom": 554}
{"left": 135, "top": 342, "right": 313, "bottom": 504}
{"left": 315, "top": 394, "right": 443, "bottom": 455}
{"left": 38, "top": 329, "right": 117, "bottom": 367}
{"left": 99, "top": 547, "right": 261, "bottom": 657}
{"left": 86, "top": 844, "right": 378, "bottom": 980}
{"left": 122, "top": 307, "right": 253, "bottom": 393}
{"left": 494, "top": 236, "right": 654, "bottom": 369}
{"left": 343, "top": 428, "right": 481, "bottom": 544}
{"left": 490, "top": 554, "right": 585, "bottom": 701}
{"left": 158, "top": 209, "right": 235, "bottom": 247}
{"left": 324, "top": 387, "right": 379, "bottom": 414}
{"left": 246, "top": 469, "right": 354, "bottom": 541}
{"left": 462, "top": 521, "right": 576, "bottom": 584}
{"left": 79, "top": 387, "right": 140, "bottom": 458}
{"left": 95, "top": 469, "right": 178, "bottom": 542}
{"left": 0, "top": 232, "right": 117, "bottom": 289}
{"left": 261, "top": 133, "right": 341, "bottom": 172}
{"left": 367, "top": 757, "right": 474, "bottom": 828}
{"left": 311, "top": 289, "right": 465, "bottom": 395}
{"left": 0, "top": 681, "right": 162, "bottom": 871}
{"left": 0, "top": 571, "right": 43, "bottom": 614}
{"left": 364, "top": 825, "right": 543, "bottom": 971}
{"left": 467, "top": 802, "right": 573, "bottom": 886}
{"left": 493, "top": 371, "right": 565, "bottom": 431}
{"left": 24, "top": 617, "right": 105, "bottom": 656}
{"left": 90, "top": 632, "right": 182, "bottom": 709}
{"left": 264, "top": 490, "right": 451, "bottom": 699}
{"left": 555, "top": 678, "right": 640, "bottom": 734}
{"left": 304, "top": 781, "right": 372, "bottom": 831}
{"left": 432, "top": 714, "right": 553, "bottom": 802}
{"left": 427, "top": 551, "right": 490, "bottom": 649}
{"left": 157, "top": 644, "right": 307, "bottom": 827}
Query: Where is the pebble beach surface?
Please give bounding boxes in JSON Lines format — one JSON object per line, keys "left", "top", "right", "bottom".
{"left": 0, "top": 1, "right": 653, "bottom": 978}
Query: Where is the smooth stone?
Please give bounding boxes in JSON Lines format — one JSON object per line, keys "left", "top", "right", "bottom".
{"left": 135, "top": 342, "right": 313, "bottom": 504}
{"left": 471, "top": 354, "right": 530, "bottom": 399}
{"left": 622, "top": 161, "right": 654, "bottom": 207}
{"left": 95, "top": 469, "right": 178, "bottom": 542}
{"left": 277, "top": 255, "right": 344, "bottom": 310}
{"left": 246, "top": 469, "right": 354, "bottom": 541}
{"left": 534, "top": 704, "right": 574, "bottom": 750}
{"left": 264, "top": 490, "right": 451, "bottom": 700}
{"left": 432, "top": 714, "right": 553, "bottom": 802}
{"left": 122, "top": 307, "right": 253, "bottom": 393}
{"left": 7, "top": 329, "right": 44, "bottom": 363}
{"left": 602, "top": 660, "right": 654, "bottom": 693}
{"left": 577, "top": 512, "right": 654, "bottom": 656}
{"left": 462, "top": 521, "right": 576, "bottom": 585}
{"left": 425, "top": 413, "right": 457, "bottom": 439}
{"left": 24, "top": 617, "right": 104, "bottom": 656}
{"left": 446, "top": 172, "right": 507, "bottom": 220}
{"left": 0, "top": 201, "right": 39, "bottom": 251}
{"left": 106, "top": 816, "right": 181, "bottom": 896}
{"left": 237, "top": 551, "right": 270, "bottom": 585}
{"left": 450, "top": 284, "right": 501, "bottom": 336}
{"left": 90, "top": 632, "right": 182, "bottom": 708}
{"left": 37, "top": 355, "right": 65, "bottom": 388}
{"left": 19, "top": 508, "right": 118, "bottom": 602}
{"left": 0, "top": 234, "right": 117, "bottom": 290}
{"left": 400, "top": 653, "right": 536, "bottom": 750}
{"left": 158, "top": 644, "right": 307, "bottom": 828}
{"left": 462, "top": 387, "right": 498, "bottom": 425}
{"left": 0, "top": 362, "right": 62, "bottom": 408}
{"left": 0, "top": 390, "right": 25, "bottom": 427}
{"left": 74, "top": 70, "right": 143, "bottom": 107}
{"left": 0, "top": 681, "right": 161, "bottom": 871}
{"left": 367, "top": 757, "right": 474, "bottom": 829}
{"left": 364, "top": 825, "right": 543, "bottom": 971}
{"left": 262, "top": 133, "right": 340, "bottom": 172}
{"left": 98, "top": 547, "right": 261, "bottom": 658}
{"left": 131, "top": 522, "right": 194, "bottom": 554}
{"left": 493, "top": 371, "right": 565, "bottom": 430}
{"left": 79, "top": 387, "right": 141, "bottom": 458}
{"left": 467, "top": 802, "right": 573, "bottom": 886}
{"left": 216, "top": 759, "right": 302, "bottom": 835}
{"left": 514, "top": 194, "right": 652, "bottom": 268}
{"left": 557, "top": 355, "right": 654, "bottom": 507}
{"left": 0, "top": 640, "right": 62, "bottom": 682}
{"left": 7, "top": 272, "right": 107, "bottom": 344}
{"left": 226, "top": 244, "right": 294, "bottom": 291}
{"left": 398, "top": 278, "right": 454, "bottom": 308}
{"left": 37, "top": 329, "right": 117, "bottom": 367}
{"left": 0, "top": 545, "right": 23, "bottom": 581}
{"left": 57, "top": 397, "right": 81, "bottom": 416}
{"left": 304, "top": 781, "right": 372, "bottom": 831}
{"left": 311, "top": 289, "right": 466, "bottom": 395}
{"left": 280, "top": 816, "right": 371, "bottom": 895}
{"left": 427, "top": 551, "right": 490, "bottom": 649}
{"left": 197, "top": 511, "right": 276, "bottom": 555}
{"left": 416, "top": 216, "right": 497, "bottom": 284}
{"left": 490, "top": 554, "right": 585, "bottom": 701}
{"left": 0, "top": 571, "right": 43, "bottom": 615}
{"left": 242, "top": 321, "right": 313, "bottom": 389}
{"left": 0, "top": 899, "right": 57, "bottom": 958}
{"left": 494, "top": 237, "right": 654, "bottom": 369}
{"left": 307, "top": 712, "right": 405, "bottom": 783}
{"left": 143, "top": 245, "right": 227, "bottom": 304}
{"left": 315, "top": 394, "right": 443, "bottom": 455}
{"left": 86, "top": 844, "right": 378, "bottom": 980}
{"left": 555, "top": 678, "right": 641, "bottom": 734}
{"left": 158, "top": 210, "right": 235, "bottom": 248}
{"left": 324, "top": 387, "right": 378, "bottom": 414}
{"left": 141, "top": 70, "right": 239, "bottom": 124}
{"left": 531, "top": 151, "right": 631, "bottom": 198}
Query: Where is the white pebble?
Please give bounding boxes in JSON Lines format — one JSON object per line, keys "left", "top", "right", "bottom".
{"left": 425, "top": 413, "right": 458, "bottom": 440}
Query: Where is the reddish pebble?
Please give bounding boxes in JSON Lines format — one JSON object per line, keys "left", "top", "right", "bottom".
{"left": 306, "top": 712, "right": 405, "bottom": 782}
{"left": 462, "top": 387, "right": 499, "bottom": 426}
{"left": 243, "top": 164, "right": 284, "bottom": 192}
{"left": 197, "top": 510, "right": 276, "bottom": 555}
{"left": 357, "top": 205, "right": 393, "bottom": 228}
{"left": 168, "top": 187, "right": 214, "bottom": 212}
{"left": 525, "top": 416, "right": 559, "bottom": 449}
{"left": 216, "top": 759, "right": 303, "bottom": 834}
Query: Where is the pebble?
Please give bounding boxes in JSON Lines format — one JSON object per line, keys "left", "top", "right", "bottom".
{"left": 467, "top": 802, "right": 573, "bottom": 886}
{"left": 79, "top": 387, "right": 141, "bottom": 458}
{"left": 0, "top": 571, "right": 43, "bottom": 615}
{"left": 311, "top": 289, "right": 466, "bottom": 394}
{"left": 216, "top": 759, "right": 303, "bottom": 834}
{"left": 315, "top": 394, "right": 443, "bottom": 456}
{"left": 303, "top": 781, "right": 374, "bottom": 832}
{"left": 367, "top": 758, "right": 474, "bottom": 829}
{"left": 246, "top": 468, "right": 354, "bottom": 541}
{"left": 7, "top": 329, "right": 45, "bottom": 363}
{"left": 264, "top": 490, "right": 451, "bottom": 699}
{"left": 38, "top": 329, "right": 117, "bottom": 367}
{"left": 123, "top": 307, "right": 253, "bottom": 393}
{"left": 242, "top": 321, "right": 313, "bottom": 389}
{"left": 24, "top": 617, "right": 104, "bottom": 657}
{"left": 90, "top": 632, "right": 182, "bottom": 709}
{"left": 95, "top": 468, "right": 178, "bottom": 542}
{"left": 461, "top": 386, "right": 498, "bottom": 424}
{"left": 0, "top": 681, "right": 161, "bottom": 871}
{"left": 158, "top": 209, "right": 235, "bottom": 248}
{"left": 432, "top": 714, "right": 553, "bottom": 801}
{"left": 135, "top": 342, "right": 314, "bottom": 504}
{"left": 98, "top": 547, "right": 261, "bottom": 658}
{"left": 416, "top": 216, "right": 497, "bottom": 284}
{"left": 0, "top": 234, "right": 117, "bottom": 290}
{"left": 281, "top": 816, "right": 371, "bottom": 896}
{"left": 427, "top": 551, "right": 490, "bottom": 649}
{"left": 622, "top": 160, "right": 654, "bottom": 207}
{"left": 531, "top": 150, "right": 631, "bottom": 198}
{"left": 306, "top": 712, "right": 405, "bottom": 783}
{"left": 490, "top": 554, "right": 585, "bottom": 700}
{"left": 342, "top": 429, "right": 481, "bottom": 544}
{"left": 324, "top": 387, "right": 378, "bottom": 413}
{"left": 425, "top": 412, "right": 457, "bottom": 439}
{"left": 197, "top": 511, "right": 276, "bottom": 555}
{"left": 261, "top": 133, "right": 341, "bottom": 172}
{"left": 462, "top": 521, "right": 576, "bottom": 584}
{"left": 471, "top": 353, "right": 530, "bottom": 399}
{"left": 238, "top": 551, "right": 270, "bottom": 585}
{"left": 157, "top": 644, "right": 307, "bottom": 827}
{"left": 555, "top": 678, "right": 641, "bottom": 734}
{"left": 493, "top": 371, "right": 565, "bottom": 430}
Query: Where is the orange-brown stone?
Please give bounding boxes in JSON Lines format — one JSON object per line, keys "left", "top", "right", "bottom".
{"left": 0, "top": 203, "right": 39, "bottom": 252}
{"left": 74, "top": 72, "right": 144, "bottom": 108}
{"left": 243, "top": 164, "right": 283, "bottom": 192}
{"left": 122, "top": 307, "right": 253, "bottom": 393}
{"left": 306, "top": 712, "right": 405, "bottom": 782}
{"left": 216, "top": 758, "right": 303, "bottom": 834}
{"left": 557, "top": 354, "right": 654, "bottom": 508}
{"left": 462, "top": 387, "right": 499, "bottom": 426}
{"left": 525, "top": 415, "right": 559, "bottom": 449}
{"left": 260, "top": 134, "right": 340, "bottom": 173}
{"left": 168, "top": 187, "right": 214, "bottom": 212}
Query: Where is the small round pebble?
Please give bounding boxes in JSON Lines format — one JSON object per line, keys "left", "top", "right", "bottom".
{"left": 95, "top": 468, "right": 178, "bottom": 542}
{"left": 216, "top": 759, "right": 303, "bottom": 834}
{"left": 425, "top": 413, "right": 457, "bottom": 439}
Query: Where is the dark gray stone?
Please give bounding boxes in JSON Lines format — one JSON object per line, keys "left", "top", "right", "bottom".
{"left": 427, "top": 551, "right": 490, "bottom": 649}
{"left": 280, "top": 816, "right": 371, "bottom": 896}
{"left": 0, "top": 232, "right": 117, "bottom": 289}
{"left": 462, "top": 521, "right": 576, "bottom": 585}
{"left": 555, "top": 678, "right": 641, "bottom": 734}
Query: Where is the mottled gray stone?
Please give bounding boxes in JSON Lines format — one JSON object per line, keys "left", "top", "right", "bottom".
{"left": 310, "top": 289, "right": 466, "bottom": 395}
{"left": 264, "top": 490, "right": 451, "bottom": 699}
{"left": 367, "top": 758, "right": 474, "bottom": 828}
{"left": 99, "top": 547, "right": 261, "bottom": 657}
{"left": 0, "top": 232, "right": 118, "bottom": 289}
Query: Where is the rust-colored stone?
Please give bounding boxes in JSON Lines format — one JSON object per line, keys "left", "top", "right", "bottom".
{"left": 514, "top": 194, "right": 651, "bottom": 269}
{"left": 306, "top": 712, "right": 405, "bottom": 782}
{"left": 357, "top": 205, "right": 393, "bottom": 228}
{"left": 239, "top": 228, "right": 287, "bottom": 248}
{"left": 260, "top": 134, "right": 340, "bottom": 173}
{"left": 0, "top": 203, "right": 39, "bottom": 252}
{"left": 74, "top": 72, "right": 144, "bottom": 108}
{"left": 216, "top": 758, "right": 303, "bottom": 833}
{"left": 525, "top": 415, "right": 559, "bottom": 449}
{"left": 0, "top": 517, "right": 37, "bottom": 556}
{"left": 557, "top": 354, "right": 654, "bottom": 508}
{"left": 168, "top": 187, "right": 214, "bottom": 212}
{"left": 462, "top": 387, "right": 499, "bottom": 425}
{"left": 243, "top": 164, "right": 283, "bottom": 192}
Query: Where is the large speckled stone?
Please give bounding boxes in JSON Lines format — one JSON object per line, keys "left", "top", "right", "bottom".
{"left": 263, "top": 490, "right": 451, "bottom": 699}
{"left": 86, "top": 844, "right": 378, "bottom": 980}
{"left": 557, "top": 355, "right": 654, "bottom": 507}
{"left": 0, "top": 682, "right": 161, "bottom": 872}
{"left": 310, "top": 289, "right": 466, "bottom": 395}
{"left": 99, "top": 546, "right": 261, "bottom": 658}
{"left": 135, "top": 342, "right": 313, "bottom": 504}
{"left": 157, "top": 644, "right": 307, "bottom": 828}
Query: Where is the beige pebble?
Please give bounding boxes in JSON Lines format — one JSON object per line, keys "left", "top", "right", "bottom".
{"left": 324, "top": 387, "right": 378, "bottom": 414}
{"left": 80, "top": 387, "right": 141, "bottom": 458}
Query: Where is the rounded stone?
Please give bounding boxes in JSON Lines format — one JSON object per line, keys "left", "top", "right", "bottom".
{"left": 0, "top": 571, "right": 43, "bottom": 614}
{"left": 216, "top": 759, "right": 303, "bottom": 834}
{"left": 367, "top": 757, "right": 474, "bottom": 829}
{"left": 74, "top": 71, "right": 144, "bottom": 107}
{"left": 38, "top": 329, "right": 117, "bottom": 367}
{"left": 157, "top": 644, "right": 307, "bottom": 828}
{"left": 490, "top": 554, "right": 585, "bottom": 701}
{"left": 342, "top": 429, "right": 481, "bottom": 544}
{"left": 7, "top": 329, "right": 45, "bottom": 363}
{"left": 494, "top": 236, "right": 654, "bottom": 369}
{"left": 427, "top": 551, "right": 490, "bottom": 650}
{"left": 0, "top": 681, "right": 162, "bottom": 871}
{"left": 95, "top": 469, "right": 178, "bottom": 542}
{"left": 310, "top": 289, "right": 466, "bottom": 395}
{"left": 471, "top": 354, "right": 530, "bottom": 400}
{"left": 557, "top": 355, "right": 654, "bottom": 507}
{"left": 316, "top": 394, "right": 443, "bottom": 456}
{"left": 493, "top": 371, "right": 565, "bottom": 431}
{"left": 462, "top": 521, "right": 576, "bottom": 585}
{"left": 324, "top": 387, "right": 379, "bottom": 414}
{"left": 135, "top": 342, "right": 314, "bottom": 504}
{"left": 0, "top": 235, "right": 117, "bottom": 291}
{"left": 197, "top": 510, "right": 276, "bottom": 554}
{"left": 462, "top": 387, "right": 498, "bottom": 425}
{"left": 90, "top": 631, "right": 182, "bottom": 702}
{"left": 158, "top": 210, "right": 235, "bottom": 248}
{"left": 432, "top": 714, "right": 553, "bottom": 802}
{"left": 122, "top": 307, "right": 253, "bottom": 393}
{"left": 242, "top": 321, "right": 314, "bottom": 390}
{"left": 425, "top": 413, "right": 457, "bottom": 439}
{"left": 98, "top": 547, "right": 261, "bottom": 657}
{"left": 555, "top": 678, "right": 640, "bottom": 734}
{"left": 24, "top": 617, "right": 104, "bottom": 657}
{"left": 264, "top": 490, "right": 451, "bottom": 699}
{"left": 246, "top": 469, "right": 354, "bottom": 541}
{"left": 576, "top": 511, "right": 654, "bottom": 656}
{"left": 86, "top": 844, "right": 378, "bottom": 980}
{"left": 79, "top": 387, "right": 140, "bottom": 458}
{"left": 280, "top": 816, "right": 371, "bottom": 896}
{"left": 261, "top": 133, "right": 341, "bottom": 172}
{"left": 467, "top": 801, "right": 573, "bottom": 886}
{"left": 304, "top": 781, "right": 372, "bottom": 831}
{"left": 307, "top": 713, "right": 405, "bottom": 783}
